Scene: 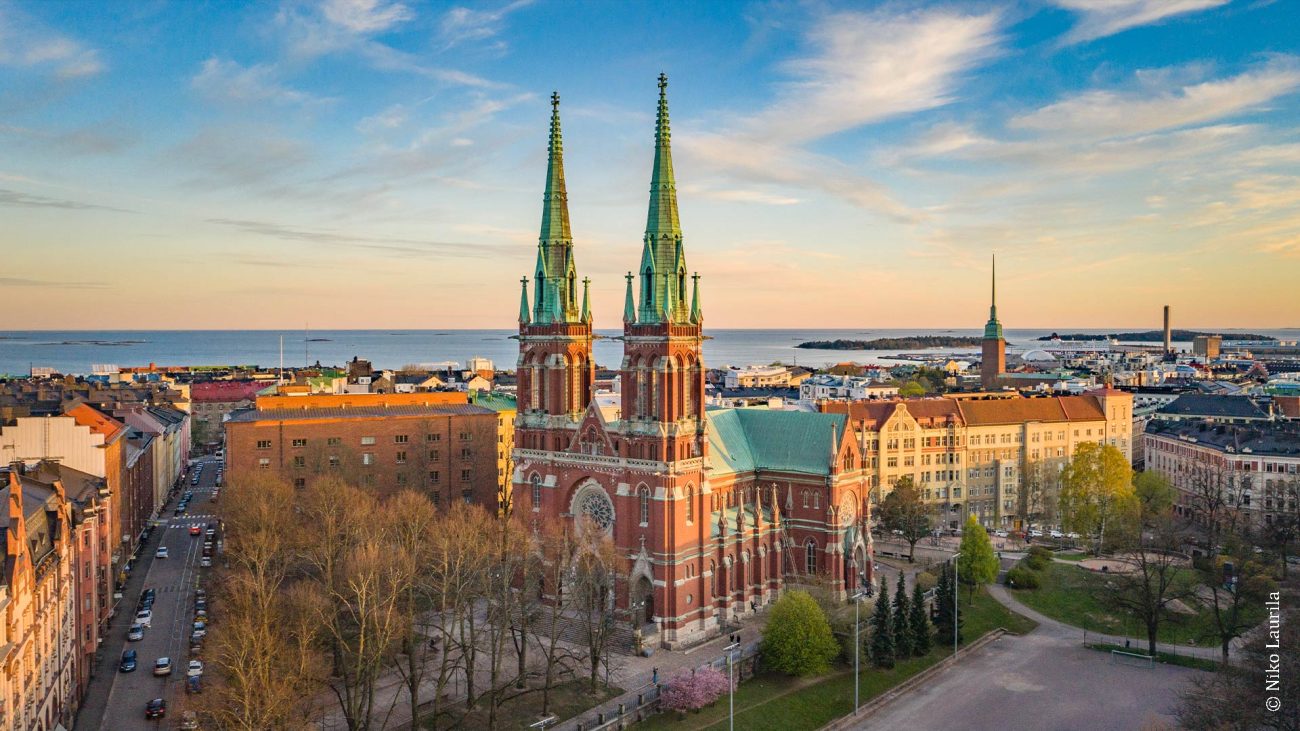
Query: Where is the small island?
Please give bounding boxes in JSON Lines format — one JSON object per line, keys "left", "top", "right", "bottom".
{"left": 797, "top": 336, "right": 983, "bottom": 350}
{"left": 1039, "top": 330, "right": 1276, "bottom": 342}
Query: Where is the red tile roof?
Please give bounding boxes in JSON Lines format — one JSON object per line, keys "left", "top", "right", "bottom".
{"left": 65, "top": 403, "right": 127, "bottom": 440}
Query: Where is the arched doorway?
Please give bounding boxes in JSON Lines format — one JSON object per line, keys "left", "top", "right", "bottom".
{"left": 634, "top": 575, "right": 654, "bottom": 628}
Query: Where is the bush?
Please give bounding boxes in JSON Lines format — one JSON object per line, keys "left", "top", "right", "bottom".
{"left": 1024, "top": 547, "right": 1053, "bottom": 572}
{"left": 1006, "top": 565, "right": 1041, "bottom": 589}
{"left": 915, "top": 570, "right": 938, "bottom": 592}
{"left": 660, "top": 666, "right": 729, "bottom": 713}
{"left": 760, "top": 590, "right": 840, "bottom": 676}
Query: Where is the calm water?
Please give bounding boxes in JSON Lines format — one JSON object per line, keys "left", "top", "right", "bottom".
{"left": 0, "top": 328, "right": 1294, "bottom": 376}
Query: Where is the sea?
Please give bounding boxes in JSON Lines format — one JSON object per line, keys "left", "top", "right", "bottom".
{"left": 1, "top": 328, "right": 1296, "bottom": 377}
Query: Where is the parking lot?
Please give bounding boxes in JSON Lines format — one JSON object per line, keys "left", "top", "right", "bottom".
{"left": 89, "top": 456, "right": 222, "bottom": 730}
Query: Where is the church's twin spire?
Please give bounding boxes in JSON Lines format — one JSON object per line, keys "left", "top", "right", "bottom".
{"left": 525, "top": 77, "right": 701, "bottom": 328}
{"left": 529, "top": 92, "right": 583, "bottom": 325}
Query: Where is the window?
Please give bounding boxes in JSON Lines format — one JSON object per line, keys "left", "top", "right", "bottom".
{"left": 362, "top": 453, "right": 375, "bottom": 466}
{"left": 396, "top": 451, "right": 407, "bottom": 464}
{"left": 639, "top": 487, "right": 650, "bottom": 525}
{"left": 431, "top": 490, "right": 440, "bottom": 504}
{"left": 685, "top": 487, "right": 695, "bottom": 524}
{"left": 805, "top": 541, "right": 817, "bottom": 574}
{"left": 292, "top": 456, "right": 305, "bottom": 468}
{"left": 361, "top": 436, "right": 376, "bottom": 446}
{"left": 429, "top": 449, "right": 440, "bottom": 460}
{"left": 461, "top": 469, "right": 472, "bottom": 481}
{"left": 291, "top": 438, "right": 307, "bottom": 448}
{"left": 531, "top": 474, "right": 542, "bottom": 509}
{"left": 328, "top": 437, "right": 342, "bottom": 446}
{"left": 460, "top": 448, "right": 473, "bottom": 459}
{"left": 813, "top": 492, "right": 820, "bottom": 510}
{"left": 462, "top": 490, "right": 473, "bottom": 504}
{"left": 459, "top": 431, "right": 472, "bottom": 441}
{"left": 395, "top": 434, "right": 409, "bottom": 444}
{"left": 293, "top": 477, "right": 305, "bottom": 489}
{"left": 396, "top": 473, "right": 408, "bottom": 485}
{"left": 429, "top": 471, "right": 440, "bottom": 483}
{"left": 329, "top": 455, "right": 340, "bottom": 468}
{"left": 256, "top": 440, "right": 272, "bottom": 450}
{"left": 426, "top": 433, "right": 441, "bottom": 442}
{"left": 802, "top": 490, "right": 809, "bottom": 509}
{"left": 258, "top": 458, "right": 270, "bottom": 469}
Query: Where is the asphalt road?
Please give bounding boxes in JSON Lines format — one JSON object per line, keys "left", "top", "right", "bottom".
{"left": 92, "top": 457, "right": 222, "bottom": 730}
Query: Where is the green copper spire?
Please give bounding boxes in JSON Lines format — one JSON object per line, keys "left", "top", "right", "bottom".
{"left": 519, "top": 277, "right": 531, "bottom": 324}
{"left": 623, "top": 272, "right": 636, "bottom": 323}
{"left": 983, "top": 253, "right": 1003, "bottom": 339}
{"left": 689, "top": 272, "right": 701, "bottom": 324}
{"left": 638, "top": 74, "right": 689, "bottom": 325}
{"left": 580, "top": 277, "right": 591, "bottom": 324}
{"left": 532, "top": 92, "right": 583, "bottom": 325}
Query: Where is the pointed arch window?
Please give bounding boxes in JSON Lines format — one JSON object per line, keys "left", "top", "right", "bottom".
{"left": 802, "top": 490, "right": 809, "bottom": 509}
{"left": 639, "top": 486, "right": 650, "bottom": 525}
{"left": 805, "top": 540, "right": 818, "bottom": 575}
{"left": 530, "top": 474, "right": 542, "bottom": 510}
{"left": 685, "top": 487, "right": 694, "bottom": 524}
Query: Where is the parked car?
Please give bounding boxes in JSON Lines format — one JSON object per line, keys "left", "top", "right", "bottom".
{"left": 135, "top": 609, "right": 152, "bottom": 627}
{"left": 1028, "top": 529, "right": 1044, "bottom": 538}
{"left": 187, "top": 659, "right": 204, "bottom": 677}
{"left": 195, "top": 598, "right": 207, "bottom": 611}
{"left": 192, "top": 621, "right": 207, "bottom": 638}
{"left": 1049, "top": 530, "right": 1064, "bottom": 539}
{"left": 153, "top": 657, "right": 173, "bottom": 676}
{"left": 142, "top": 587, "right": 156, "bottom": 601}
{"left": 119, "top": 650, "right": 138, "bottom": 672}
{"left": 205, "top": 527, "right": 216, "bottom": 538}
{"left": 993, "top": 530, "right": 1009, "bottom": 538}
{"left": 156, "top": 547, "right": 169, "bottom": 559}
{"left": 128, "top": 623, "right": 145, "bottom": 641}
{"left": 145, "top": 698, "right": 166, "bottom": 719}
{"left": 195, "top": 608, "right": 208, "bottom": 621}
{"left": 180, "top": 710, "right": 199, "bottom": 729}
{"left": 186, "top": 676, "right": 203, "bottom": 694}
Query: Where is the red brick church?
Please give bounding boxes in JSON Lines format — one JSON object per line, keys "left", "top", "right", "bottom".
{"left": 513, "top": 76, "right": 873, "bottom": 648}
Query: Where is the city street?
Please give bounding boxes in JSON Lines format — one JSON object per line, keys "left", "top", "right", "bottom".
{"left": 80, "top": 456, "right": 221, "bottom": 731}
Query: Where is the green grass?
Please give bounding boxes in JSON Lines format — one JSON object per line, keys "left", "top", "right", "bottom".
{"left": 1084, "top": 643, "right": 1221, "bottom": 672}
{"left": 638, "top": 586, "right": 1035, "bottom": 730}
{"left": 1011, "top": 562, "right": 1263, "bottom": 646}
{"left": 1053, "top": 552, "right": 1089, "bottom": 562}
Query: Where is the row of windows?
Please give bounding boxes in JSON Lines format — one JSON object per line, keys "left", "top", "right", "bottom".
{"left": 257, "top": 432, "right": 463, "bottom": 450}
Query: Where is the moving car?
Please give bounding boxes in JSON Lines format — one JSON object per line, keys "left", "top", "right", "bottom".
{"left": 156, "top": 546, "right": 169, "bottom": 559}
{"left": 190, "top": 525, "right": 202, "bottom": 536}
{"left": 187, "top": 659, "right": 204, "bottom": 677}
{"left": 119, "top": 650, "right": 137, "bottom": 672}
{"left": 153, "top": 657, "right": 173, "bottom": 676}
{"left": 145, "top": 698, "right": 166, "bottom": 719}
{"left": 128, "top": 623, "right": 145, "bottom": 641}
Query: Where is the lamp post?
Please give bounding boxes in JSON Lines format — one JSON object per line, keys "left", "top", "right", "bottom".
{"left": 949, "top": 553, "right": 959, "bottom": 657}
{"left": 851, "top": 589, "right": 870, "bottom": 713}
{"left": 724, "top": 636, "right": 740, "bottom": 731}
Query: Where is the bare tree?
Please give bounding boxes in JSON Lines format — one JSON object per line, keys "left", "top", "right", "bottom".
{"left": 878, "top": 475, "right": 929, "bottom": 562}
{"left": 1183, "top": 452, "right": 1250, "bottom": 556}
{"left": 1199, "top": 539, "right": 1277, "bottom": 664}
{"left": 532, "top": 522, "right": 587, "bottom": 714}
{"left": 1104, "top": 514, "right": 1194, "bottom": 656}
{"left": 380, "top": 491, "right": 441, "bottom": 728}
{"left": 569, "top": 517, "right": 621, "bottom": 690}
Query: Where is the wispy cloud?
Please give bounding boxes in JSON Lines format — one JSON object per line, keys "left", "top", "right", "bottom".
{"left": 172, "top": 126, "right": 313, "bottom": 188}
{"left": 208, "top": 218, "right": 517, "bottom": 259}
{"left": 0, "top": 123, "right": 137, "bottom": 155}
{"left": 438, "top": 0, "right": 535, "bottom": 51}
{"left": 0, "top": 6, "right": 105, "bottom": 79}
{"left": 679, "top": 7, "right": 1001, "bottom": 221}
{"left": 191, "top": 57, "right": 333, "bottom": 106}
{"left": 0, "top": 276, "right": 109, "bottom": 290}
{"left": 1009, "top": 56, "right": 1300, "bottom": 139}
{"left": 1050, "top": 0, "right": 1229, "bottom": 45}
{"left": 321, "top": 0, "right": 412, "bottom": 33}
{"left": 0, "top": 187, "right": 131, "bottom": 213}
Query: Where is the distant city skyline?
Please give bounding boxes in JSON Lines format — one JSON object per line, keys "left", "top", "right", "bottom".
{"left": 2, "top": 0, "right": 1299, "bottom": 329}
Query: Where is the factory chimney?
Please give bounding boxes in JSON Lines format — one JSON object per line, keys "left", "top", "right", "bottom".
{"left": 1163, "top": 305, "right": 1171, "bottom": 353}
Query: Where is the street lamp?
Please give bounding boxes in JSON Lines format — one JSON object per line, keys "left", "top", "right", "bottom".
{"left": 723, "top": 635, "right": 740, "bottom": 731}
{"left": 850, "top": 589, "right": 870, "bottom": 713}
{"left": 947, "top": 552, "right": 959, "bottom": 657}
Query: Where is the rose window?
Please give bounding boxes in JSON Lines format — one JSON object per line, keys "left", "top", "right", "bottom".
{"left": 579, "top": 490, "right": 615, "bottom": 531}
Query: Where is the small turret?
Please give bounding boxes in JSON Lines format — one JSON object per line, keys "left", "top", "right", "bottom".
{"left": 623, "top": 272, "right": 636, "bottom": 324}
{"left": 518, "top": 277, "right": 530, "bottom": 325}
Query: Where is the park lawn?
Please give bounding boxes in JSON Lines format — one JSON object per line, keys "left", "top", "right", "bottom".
{"left": 421, "top": 679, "right": 621, "bottom": 730}
{"left": 1053, "top": 552, "right": 1089, "bottom": 562}
{"left": 1012, "top": 562, "right": 1264, "bottom": 646}
{"left": 640, "top": 586, "right": 1035, "bottom": 731}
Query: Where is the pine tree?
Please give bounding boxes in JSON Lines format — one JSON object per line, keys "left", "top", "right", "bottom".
{"left": 910, "top": 580, "right": 931, "bottom": 656}
{"left": 934, "top": 564, "right": 963, "bottom": 645}
{"left": 870, "top": 577, "right": 895, "bottom": 668}
{"left": 893, "top": 571, "right": 913, "bottom": 658}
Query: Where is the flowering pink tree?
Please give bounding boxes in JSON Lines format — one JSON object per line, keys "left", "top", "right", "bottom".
{"left": 660, "top": 666, "right": 729, "bottom": 713}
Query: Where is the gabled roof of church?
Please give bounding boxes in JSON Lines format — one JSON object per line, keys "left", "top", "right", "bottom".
{"left": 707, "top": 408, "right": 848, "bottom": 476}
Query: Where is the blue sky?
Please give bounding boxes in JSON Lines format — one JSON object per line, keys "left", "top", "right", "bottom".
{"left": 2, "top": 0, "right": 1298, "bottom": 329}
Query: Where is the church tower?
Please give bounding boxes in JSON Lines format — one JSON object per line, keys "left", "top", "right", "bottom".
{"left": 516, "top": 93, "right": 595, "bottom": 451}
{"left": 619, "top": 74, "right": 706, "bottom": 462}
{"left": 980, "top": 254, "right": 1006, "bottom": 390}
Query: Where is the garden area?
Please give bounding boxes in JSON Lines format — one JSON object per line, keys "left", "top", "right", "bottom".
{"left": 639, "top": 586, "right": 1034, "bottom": 731}
{"left": 421, "top": 679, "right": 622, "bottom": 730}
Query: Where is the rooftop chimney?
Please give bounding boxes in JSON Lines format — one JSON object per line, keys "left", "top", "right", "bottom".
{"left": 1163, "top": 305, "right": 1171, "bottom": 353}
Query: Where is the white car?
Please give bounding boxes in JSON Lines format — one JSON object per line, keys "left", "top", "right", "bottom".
{"left": 1028, "top": 529, "right": 1044, "bottom": 538}
{"left": 153, "top": 657, "right": 172, "bottom": 676}
{"left": 192, "top": 621, "right": 207, "bottom": 638}
{"left": 200, "top": 556, "right": 212, "bottom": 568}
{"left": 155, "top": 546, "right": 169, "bottom": 559}
{"left": 187, "top": 659, "right": 203, "bottom": 677}
{"left": 1049, "top": 530, "right": 1064, "bottom": 539}
{"left": 993, "top": 530, "right": 1009, "bottom": 538}
{"left": 135, "top": 609, "right": 153, "bottom": 628}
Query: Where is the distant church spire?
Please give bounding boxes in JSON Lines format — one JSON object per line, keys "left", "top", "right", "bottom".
{"left": 518, "top": 277, "right": 530, "bottom": 325}
{"left": 689, "top": 272, "right": 702, "bottom": 324}
{"left": 638, "top": 74, "right": 689, "bottom": 325}
{"left": 533, "top": 91, "right": 582, "bottom": 324}
{"left": 623, "top": 272, "right": 636, "bottom": 324}
{"left": 983, "top": 253, "right": 1003, "bottom": 340}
